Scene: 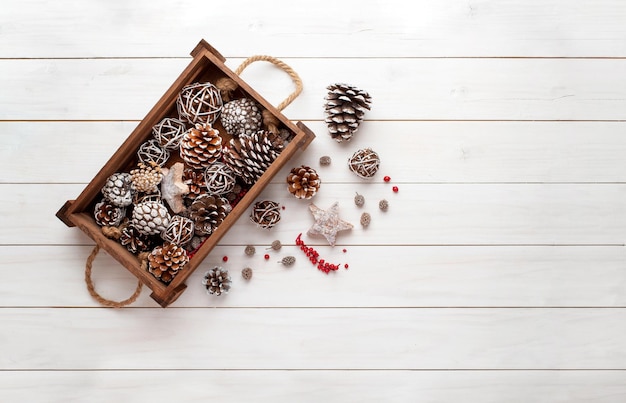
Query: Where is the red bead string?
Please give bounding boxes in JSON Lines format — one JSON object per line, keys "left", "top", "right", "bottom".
{"left": 295, "top": 233, "right": 342, "bottom": 274}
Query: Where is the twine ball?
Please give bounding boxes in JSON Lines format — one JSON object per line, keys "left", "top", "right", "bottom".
{"left": 204, "top": 162, "right": 236, "bottom": 196}
{"left": 152, "top": 117, "right": 187, "bottom": 150}
{"left": 250, "top": 200, "right": 281, "bottom": 229}
{"left": 177, "top": 82, "right": 223, "bottom": 125}
{"left": 137, "top": 139, "right": 170, "bottom": 167}
{"left": 162, "top": 215, "right": 195, "bottom": 246}
{"left": 348, "top": 148, "right": 380, "bottom": 179}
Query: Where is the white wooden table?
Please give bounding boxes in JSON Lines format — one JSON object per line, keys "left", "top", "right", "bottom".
{"left": 3, "top": 1, "right": 626, "bottom": 401}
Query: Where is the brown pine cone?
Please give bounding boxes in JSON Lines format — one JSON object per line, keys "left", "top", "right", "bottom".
{"left": 180, "top": 123, "right": 223, "bottom": 170}
{"left": 223, "top": 130, "right": 284, "bottom": 184}
{"left": 189, "top": 194, "right": 232, "bottom": 236}
{"left": 148, "top": 242, "right": 189, "bottom": 284}
{"left": 324, "top": 83, "right": 372, "bottom": 142}
{"left": 119, "top": 225, "right": 154, "bottom": 254}
{"left": 183, "top": 168, "right": 207, "bottom": 201}
{"left": 94, "top": 200, "right": 126, "bottom": 227}
{"left": 286, "top": 165, "right": 321, "bottom": 199}
{"left": 202, "top": 266, "right": 232, "bottom": 296}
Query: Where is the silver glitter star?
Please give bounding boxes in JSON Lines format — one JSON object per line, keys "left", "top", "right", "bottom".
{"left": 307, "top": 202, "right": 353, "bottom": 246}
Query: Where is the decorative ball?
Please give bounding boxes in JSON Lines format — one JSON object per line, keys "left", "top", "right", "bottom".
{"left": 204, "top": 162, "right": 236, "bottom": 195}
{"left": 319, "top": 156, "right": 332, "bottom": 166}
{"left": 242, "top": 267, "right": 253, "bottom": 280}
{"left": 250, "top": 200, "right": 281, "bottom": 229}
{"left": 379, "top": 199, "right": 389, "bottom": 211}
{"left": 101, "top": 172, "right": 134, "bottom": 207}
{"left": 348, "top": 148, "right": 380, "bottom": 179}
{"left": 137, "top": 139, "right": 170, "bottom": 167}
{"left": 220, "top": 98, "right": 263, "bottom": 138}
{"left": 354, "top": 193, "right": 365, "bottom": 207}
{"left": 177, "top": 82, "right": 223, "bottom": 125}
{"left": 162, "top": 215, "right": 195, "bottom": 246}
{"left": 152, "top": 117, "right": 187, "bottom": 150}
{"left": 244, "top": 245, "right": 256, "bottom": 256}
{"left": 360, "top": 212, "right": 371, "bottom": 227}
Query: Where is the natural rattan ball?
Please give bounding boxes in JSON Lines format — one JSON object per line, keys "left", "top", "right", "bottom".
{"left": 177, "top": 82, "right": 223, "bottom": 125}
{"left": 250, "top": 200, "right": 281, "bottom": 229}
{"left": 348, "top": 148, "right": 380, "bottom": 179}
{"left": 137, "top": 139, "right": 170, "bottom": 167}
{"left": 204, "top": 162, "right": 236, "bottom": 196}
{"left": 152, "top": 117, "right": 187, "bottom": 150}
{"left": 162, "top": 215, "right": 195, "bottom": 246}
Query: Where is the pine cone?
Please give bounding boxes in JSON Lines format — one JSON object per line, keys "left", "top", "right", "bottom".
{"left": 119, "top": 225, "right": 154, "bottom": 254}
{"left": 324, "top": 83, "right": 372, "bottom": 142}
{"left": 94, "top": 200, "right": 126, "bottom": 227}
{"left": 161, "top": 215, "right": 195, "bottom": 246}
{"left": 223, "top": 130, "right": 284, "bottom": 184}
{"left": 189, "top": 194, "right": 232, "bottom": 236}
{"left": 202, "top": 266, "right": 232, "bottom": 296}
{"left": 101, "top": 173, "right": 134, "bottom": 207}
{"left": 220, "top": 98, "right": 263, "bottom": 138}
{"left": 131, "top": 201, "right": 171, "bottom": 236}
{"left": 180, "top": 123, "right": 223, "bottom": 170}
{"left": 287, "top": 165, "right": 321, "bottom": 199}
{"left": 130, "top": 162, "right": 163, "bottom": 193}
{"left": 183, "top": 168, "right": 207, "bottom": 201}
{"left": 148, "top": 242, "right": 189, "bottom": 284}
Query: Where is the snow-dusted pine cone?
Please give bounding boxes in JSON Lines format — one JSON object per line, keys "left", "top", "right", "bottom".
{"left": 286, "top": 165, "right": 321, "bottom": 199}
{"left": 189, "top": 194, "right": 232, "bottom": 236}
{"left": 148, "top": 242, "right": 189, "bottom": 284}
{"left": 324, "top": 83, "right": 372, "bottom": 142}
{"left": 119, "top": 225, "right": 154, "bottom": 254}
{"left": 223, "top": 130, "right": 284, "bottom": 184}
{"left": 202, "top": 266, "right": 232, "bottom": 296}
{"left": 130, "top": 162, "right": 163, "bottom": 193}
{"left": 101, "top": 173, "right": 134, "bottom": 207}
{"left": 180, "top": 123, "right": 223, "bottom": 170}
{"left": 220, "top": 98, "right": 263, "bottom": 138}
{"left": 94, "top": 200, "right": 126, "bottom": 227}
{"left": 131, "top": 200, "right": 171, "bottom": 236}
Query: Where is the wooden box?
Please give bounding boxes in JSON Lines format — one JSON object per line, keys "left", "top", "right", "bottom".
{"left": 56, "top": 40, "right": 315, "bottom": 307}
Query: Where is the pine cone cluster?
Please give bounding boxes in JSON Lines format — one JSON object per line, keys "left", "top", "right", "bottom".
{"left": 220, "top": 98, "right": 262, "bottom": 138}
{"left": 148, "top": 242, "right": 189, "bottom": 283}
{"left": 202, "top": 266, "right": 232, "bottom": 296}
{"left": 94, "top": 200, "right": 126, "bottom": 227}
{"left": 223, "top": 130, "right": 284, "bottom": 184}
{"left": 324, "top": 83, "right": 371, "bottom": 142}
{"left": 101, "top": 173, "right": 134, "bottom": 207}
{"left": 287, "top": 165, "right": 321, "bottom": 199}
{"left": 180, "top": 123, "right": 223, "bottom": 170}
{"left": 189, "top": 194, "right": 232, "bottom": 236}
{"left": 131, "top": 200, "right": 171, "bottom": 236}
{"left": 130, "top": 162, "right": 163, "bottom": 193}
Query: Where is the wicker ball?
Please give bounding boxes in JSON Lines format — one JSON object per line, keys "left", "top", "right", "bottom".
{"left": 348, "top": 148, "right": 380, "bottom": 179}
{"left": 204, "top": 162, "right": 236, "bottom": 196}
{"left": 220, "top": 98, "right": 263, "bottom": 138}
{"left": 152, "top": 117, "right": 187, "bottom": 150}
{"left": 177, "top": 82, "right": 223, "bottom": 125}
{"left": 162, "top": 215, "right": 195, "bottom": 246}
{"left": 137, "top": 139, "right": 170, "bottom": 167}
{"left": 250, "top": 200, "right": 281, "bottom": 229}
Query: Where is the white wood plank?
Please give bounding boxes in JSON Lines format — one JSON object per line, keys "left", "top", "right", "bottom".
{"left": 1, "top": 308, "right": 625, "bottom": 369}
{"left": 2, "top": 370, "right": 626, "bottom": 403}
{"left": 5, "top": 121, "right": 626, "bottom": 184}
{"left": 3, "top": 0, "right": 626, "bottom": 58}
{"left": 3, "top": 58, "right": 626, "bottom": 120}
{"left": 4, "top": 245, "right": 626, "bottom": 308}
{"left": 5, "top": 183, "right": 626, "bottom": 245}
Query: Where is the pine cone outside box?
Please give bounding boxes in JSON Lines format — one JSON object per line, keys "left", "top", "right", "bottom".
{"left": 220, "top": 98, "right": 263, "bottom": 138}
{"left": 189, "top": 194, "right": 232, "bottom": 236}
{"left": 202, "top": 266, "right": 232, "bottom": 296}
{"left": 148, "top": 242, "right": 190, "bottom": 284}
{"left": 119, "top": 225, "right": 154, "bottom": 254}
{"left": 324, "top": 83, "right": 372, "bottom": 142}
{"left": 287, "top": 165, "right": 321, "bottom": 199}
{"left": 180, "top": 123, "right": 223, "bottom": 170}
{"left": 131, "top": 201, "right": 171, "bottom": 236}
{"left": 94, "top": 200, "right": 126, "bottom": 227}
{"left": 223, "top": 130, "right": 284, "bottom": 184}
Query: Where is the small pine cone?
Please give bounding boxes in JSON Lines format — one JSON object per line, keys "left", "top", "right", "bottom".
{"left": 101, "top": 172, "right": 134, "bottom": 207}
{"left": 354, "top": 193, "right": 365, "bottom": 207}
{"left": 202, "top": 266, "right": 232, "bottom": 296}
{"left": 223, "top": 130, "right": 284, "bottom": 185}
{"left": 220, "top": 98, "right": 263, "bottom": 138}
{"left": 189, "top": 194, "right": 232, "bottom": 236}
{"left": 279, "top": 256, "right": 296, "bottom": 266}
{"left": 348, "top": 148, "right": 380, "bottom": 179}
{"left": 379, "top": 199, "right": 389, "bottom": 211}
{"left": 360, "top": 212, "right": 371, "bottom": 227}
{"left": 119, "top": 225, "right": 154, "bottom": 254}
{"left": 131, "top": 201, "right": 171, "bottom": 236}
{"left": 180, "top": 123, "right": 223, "bottom": 170}
{"left": 94, "top": 200, "right": 126, "bottom": 227}
{"left": 161, "top": 215, "right": 195, "bottom": 246}
{"left": 241, "top": 267, "right": 253, "bottom": 280}
{"left": 148, "top": 242, "right": 189, "bottom": 284}
{"left": 244, "top": 245, "right": 256, "bottom": 256}
{"left": 249, "top": 200, "right": 281, "bottom": 229}
{"left": 324, "top": 83, "right": 372, "bottom": 142}
{"left": 130, "top": 162, "right": 163, "bottom": 193}
{"left": 183, "top": 168, "right": 207, "bottom": 200}
{"left": 204, "top": 162, "right": 236, "bottom": 195}
{"left": 152, "top": 117, "right": 186, "bottom": 150}
{"left": 177, "top": 82, "right": 223, "bottom": 125}
{"left": 287, "top": 165, "right": 321, "bottom": 199}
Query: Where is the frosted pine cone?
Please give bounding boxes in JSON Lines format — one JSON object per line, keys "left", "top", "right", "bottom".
{"left": 119, "top": 225, "right": 154, "bottom": 254}
{"left": 94, "top": 200, "right": 126, "bottom": 227}
{"left": 148, "top": 242, "right": 189, "bottom": 284}
{"left": 202, "top": 266, "right": 232, "bottom": 296}
{"left": 130, "top": 162, "right": 163, "bottom": 193}
{"left": 131, "top": 201, "right": 171, "bottom": 236}
{"left": 101, "top": 173, "right": 134, "bottom": 207}
{"left": 189, "top": 194, "right": 232, "bottom": 236}
{"left": 223, "top": 130, "right": 284, "bottom": 184}
{"left": 220, "top": 98, "right": 263, "bottom": 138}
{"left": 324, "top": 83, "right": 372, "bottom": 142}
{"left": 180, "top": 123, "right": 223, "bottom": 170}
{"left": 286, "top": 165, "right": 321, "bottom": 199}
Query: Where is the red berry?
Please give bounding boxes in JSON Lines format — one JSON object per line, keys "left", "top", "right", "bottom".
{"left": 264, "top": 254, "right": 270, "bottom": 260}
{"left": 344, "top": 264, "right": 349, "bottom": 269}
{"left": 282, "top": 206, "right": 286, "bottom": 210}
{"left": 384, "top": 176, "right": 391, "bottom": 182}
{"left": 342, "top": 248, "right": 347, "bottom": 253}
{"left": 222, "top": 256, "right": 228, "bottom": 262}
{"left": 392, "top": 186, "right": 399, "bottom": 193}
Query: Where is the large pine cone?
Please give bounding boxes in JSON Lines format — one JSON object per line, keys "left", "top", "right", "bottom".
{"left": 220, "top": 98, "right": 263, "bottom": 138}
{"left": 189, "top": 194, "right": 232, "bottom": 236}
{"left": 202, "top": 266, "right": 232, "bottom": 296}
{"left": 287, "top": 165, "right": 321, "bottom": 199}
{"left": 131, "top": 201, "right": 171, "bottom": 236}
{"left": 324, "top": 83, "right": 372, "bottom": 142}
{"left": 119, "top": 225, "right": 154, "bottom": 254}
{"left": 180, "top": 123, "right": 223, "bottom": 170}
{"left": 223, "top": 130, "right": 284, "bottom": 184}
{"left": 148, "top": 242, "right": 189, "bottom": 284}
{"left": 94, "top": 200, "right": 126, "bottom": 227}
{"left": 101, "top": 173, "right": 134, "bottom": 207}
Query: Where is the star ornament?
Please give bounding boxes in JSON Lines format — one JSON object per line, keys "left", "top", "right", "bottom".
{"left": 307, "top": 202, "right": 353, "bottom": 246}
